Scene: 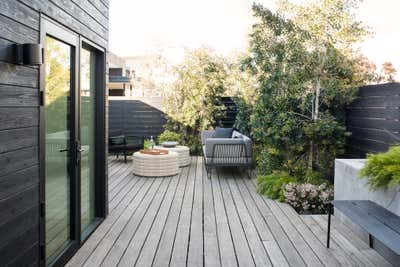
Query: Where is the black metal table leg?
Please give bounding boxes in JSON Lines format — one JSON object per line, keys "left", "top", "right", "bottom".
{"left": 327, "top": 203, "right": 332, "bottom": 248}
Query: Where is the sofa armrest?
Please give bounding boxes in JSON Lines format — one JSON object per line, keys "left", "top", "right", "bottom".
{"left": 201, "top": 130, "right": 215, "bottom": 145}
{"left": 204, "top": 138, "right": 251, "bottom": 158}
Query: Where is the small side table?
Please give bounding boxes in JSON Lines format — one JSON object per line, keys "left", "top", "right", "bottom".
{"left": 154, "top": 145, "right": 190, "bottom": 167}
{"left": 132, "top": 151, "right": 179, "bottom": 177}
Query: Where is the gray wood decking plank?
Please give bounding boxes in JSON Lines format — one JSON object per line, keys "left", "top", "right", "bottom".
{"left": 108, "top": 174, "right": 139, "bottom": 212}
{"left": 203, "top": 159, "right": 221, "bottom": 267}
{"left": 211, "top": 170, "right": 238, "bottom": 267}
{"left": 218, "top": 170, "right": 255, "bottom": 267}
{"left": 187, "top": 156, "right": 204, "bottom": 267}
{"left": 108, "top": 164, "right": 131, "bottom": 190}
{"left": 226, "top": 172, "right": 272, "bottom": 267}
{"left": 134, "top": 164, "right": 187, "bottom": 267}
{"left": 169, "top": 157, "right": 197, "bottom": 267}
{"left": 255, "top": 188, "right": 323, "bottom": 267}
{"left": 97, "top": 178, "right": 168, "bottom": 267}
{"left": 242, "top": 179, "right": 306, "bottom": 267}
{"left": 234, "top": 176, "right": 289, "bottom": 267}
{"left": 152, "top": 159, "right": 192, "bottom": 267}
{"left": 82, "top": 178, "right": 161, "bottom": 266}
{"left": 108, "top": 166, "right": 133, "bottom": 201}
{"left": 278, "top": 202, "right": 341, "bottom": 267}
{"left": 65, "top": 177, "right": 148, "bottom": 267}
{"left": 67, "top": 157, "right": 394, "bottom": 267}
{"left": 117, "top": 174, "right": 177, "bottom": 266}
{"left": 301, "top": 215, "right": 360, "bottom": 267}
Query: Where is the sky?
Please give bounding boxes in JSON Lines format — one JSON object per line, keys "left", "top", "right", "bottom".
{"left": 109, "top": 0, "right": 400, "bottom": 75}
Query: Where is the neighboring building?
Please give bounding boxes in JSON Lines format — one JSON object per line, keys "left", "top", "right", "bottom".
{"left": 108, "top": 52, "right": 134, "bottom": 96}
{"left": 124, "top": 54, "right": 172, "bottom": 97}
{"left": 0, "top": 1, "right": 108, "bottom": 266}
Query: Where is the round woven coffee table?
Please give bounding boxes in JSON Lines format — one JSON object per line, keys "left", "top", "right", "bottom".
{"left": 154, "top": 145, "right": 190, "bottom": 167}
{"left": 132, "top": 151, "right": 179, "bottom": 177}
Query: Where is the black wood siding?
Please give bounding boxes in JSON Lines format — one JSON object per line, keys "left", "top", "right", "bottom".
{"left": 346, "top": 83, "right": 400, "bottom": 157}
{"left": 0, "top": 0, "right": 108, "bottom": 266}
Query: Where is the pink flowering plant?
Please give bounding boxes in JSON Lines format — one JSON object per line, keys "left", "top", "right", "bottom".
{"left": 284, "top": 183, "right": 333, "bottom": 214}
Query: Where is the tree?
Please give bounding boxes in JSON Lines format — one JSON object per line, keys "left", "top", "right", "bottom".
{"left": 246, "top": 1, "right": 369, "bottom": 179}
{"left": 354, "top": 55, "right": 378, "bottom": 84}
{"left": 164, "top": 48, "right": 229, "bottom": 154}
{"left": 379, "top": 62, "right": 397, "bottom": 83}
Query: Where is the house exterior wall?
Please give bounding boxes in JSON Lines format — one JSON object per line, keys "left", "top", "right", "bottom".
{"left": 0, "top": 0, "right": 109, "bottom": 266}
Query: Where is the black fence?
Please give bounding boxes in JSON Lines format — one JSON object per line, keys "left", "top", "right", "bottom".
{"left": 109, "top": 100, "right": 167, "bottom": 138}
{"left": 218, "top": 97, "right": 238, "bottom": 128}
{"left": 346, "top": 83, "right": 400, "bottom": 157}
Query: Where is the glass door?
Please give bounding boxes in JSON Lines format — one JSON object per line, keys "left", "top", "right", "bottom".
{"left": 41, "top": 17, "right": 106, "bottom": 267}
{"left": 80, "top": 48, "right": 96, "bottom": 236}
{"left": 44, "top": 35, "right": 75, "bottom": 264}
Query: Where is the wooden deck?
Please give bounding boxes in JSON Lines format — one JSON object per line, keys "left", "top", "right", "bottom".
{"left": 67, "top": 156, "right": 393, "bottom": 267}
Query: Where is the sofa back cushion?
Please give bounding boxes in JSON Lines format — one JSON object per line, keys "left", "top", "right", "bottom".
{"left": 213, "top": 127, "right": 233, "bottom": 138}
{"left": 109, "top": 135, "right": 125, "bottom": 145}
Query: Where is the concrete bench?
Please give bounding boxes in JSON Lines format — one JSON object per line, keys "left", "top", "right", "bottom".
{"left": 327, "top": 200, "right": 400, "bottom": 257}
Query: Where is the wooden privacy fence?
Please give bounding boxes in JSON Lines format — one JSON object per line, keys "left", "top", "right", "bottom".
{"left": 346, "top": 83, "right": 400, "bottom": 157}
{"left": 109, "top": 99, "right": 167, "bottom": 138}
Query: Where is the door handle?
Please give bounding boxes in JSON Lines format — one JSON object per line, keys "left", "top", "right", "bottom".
{"left": 59, "top": 148, "right": 69, "bottom": 152}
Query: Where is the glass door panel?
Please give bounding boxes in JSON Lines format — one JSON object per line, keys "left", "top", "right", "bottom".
{"left": 44, "top": 36, "right": 73, "bottom": 263}
{"left": 80, "top": 48, "right": 96, "bottom": 234}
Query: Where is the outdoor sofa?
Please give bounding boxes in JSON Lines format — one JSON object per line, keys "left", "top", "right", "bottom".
{"left": 109, "top": 134, "right": 144, "bottom": 163}
{"left": 201, "top": 128, "right": 252, "bottom": 178}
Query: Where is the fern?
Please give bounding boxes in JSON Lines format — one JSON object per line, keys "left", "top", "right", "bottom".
{"left": 359, "top": 146, "right": 400, "bottom": 190}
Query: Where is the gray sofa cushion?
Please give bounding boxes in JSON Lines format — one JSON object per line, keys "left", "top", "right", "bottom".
{"left": 201, "top": 130, "right": 215, "bottom": 145}
{"left": 213, "top": 127, "right": 233, "bottom": 138}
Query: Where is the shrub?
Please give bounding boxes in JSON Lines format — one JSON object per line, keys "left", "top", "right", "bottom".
{"left": 163, "top": 49, "right": 228, "bottom": 155}
{"left": 158, "top": 130, "right": 182, "bottom": 144}
{"left": 257, "top": 172, "right": 296, "bottom": 201}
{"left": 359, "top": 146, "right": 400, "bottom": 190}
{"left": 284, "top": 183, "right": 333, "bottom": 214}
{"left": 143, "top": 139, "right": 152, "bottom": 150}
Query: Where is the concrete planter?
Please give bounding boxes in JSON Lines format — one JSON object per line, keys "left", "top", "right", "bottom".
{"left": 334, "top": 158, "right": 400, "bottom": 216}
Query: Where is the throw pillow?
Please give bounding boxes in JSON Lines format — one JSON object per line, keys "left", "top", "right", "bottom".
{"left": 213, "top": 127, "right": 233, "bottom": 138}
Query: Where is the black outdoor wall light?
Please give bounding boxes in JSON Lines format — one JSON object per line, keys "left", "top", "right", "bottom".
{"left": 0, "top": 43, "right": 43, "bottom": 66}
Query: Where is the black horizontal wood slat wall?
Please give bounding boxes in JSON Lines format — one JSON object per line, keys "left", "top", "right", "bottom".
{"left": 346, "top": 83, "right": 400, "bottom": 157}
{"left": 109, "top": 100, "right": 167, "bottom": 138}
{"left": 0, "top": 0, "right": 108, "bottom": 266}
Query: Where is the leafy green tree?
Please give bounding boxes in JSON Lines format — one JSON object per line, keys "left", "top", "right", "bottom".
{"left": 164, "top": 48, "right": 229, "bottom": 154}
{"left": 247, "top": 1, "right": 369, "bottom": 179}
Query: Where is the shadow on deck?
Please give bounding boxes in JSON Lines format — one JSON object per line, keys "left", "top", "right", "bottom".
{"left": 67, "top": 156, "right": 393, "bottom": 267}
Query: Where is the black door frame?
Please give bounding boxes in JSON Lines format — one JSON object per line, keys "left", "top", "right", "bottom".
{"left": 79, "top": 37, "right": 108, "bottom": 241}
{"left": 39, "top": 15, "right": 107, "bottom": 267}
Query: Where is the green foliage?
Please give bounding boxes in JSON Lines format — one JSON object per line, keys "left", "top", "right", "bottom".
{"left": 164, "top": 48, "right": 229, "bottom": 154}
{"left": 359, "top": 146, "right": 400, "bottom": 190}
{"left": 245, "top": 1, "right": 368, "bottom": 180}
{"left": 257, "top": 172, "right": 296, "bottom": 201}
{"left": 158, "top": 130, "right": 182, "bottom": 144}
{"left": 143, "top": 139, "right": 152, "bottom": 150}
{"left": 233, "top": 97, "right": 252, "bottom": 136}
